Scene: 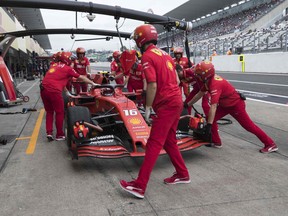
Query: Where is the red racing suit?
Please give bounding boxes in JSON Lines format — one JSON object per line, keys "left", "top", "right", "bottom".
{"left": 41, "top": 62, "right": 80, "bottom": 137}
{"left": 110, "top": 60, "right": 124, "bottom": 84}
{"left": 73, "top": 57, "right": 90, "bottom": 94}
{"left": 126, "top": 63, "right": 145, "bottom": 92}
{"left": 203, "top": 74, "right": 275, "bottom": 147}
{"left": 134, "top": 44, "right": 189, "bottom": 192}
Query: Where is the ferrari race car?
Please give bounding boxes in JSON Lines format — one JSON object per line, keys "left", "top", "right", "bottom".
{"left": 65, "top": 83, "right": 209, "bottom": 159}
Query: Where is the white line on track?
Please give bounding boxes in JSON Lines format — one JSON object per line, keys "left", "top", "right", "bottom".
{"left": 218, "top": 72, "right": 288, "bottom": 76}
{"left": 236, "top": 89, "right": 288, "bottom": 98}
{"left": 246, "top": 98, "right": 288, "bottom": 106}
{"left": 236, "top": 89, "right": 288, "bottom": 106}
{"left": 229, "top": 80, "right": 288, "bottom": 87}
{"left": 22, "top": 80, "right": 40, "bottom": 95}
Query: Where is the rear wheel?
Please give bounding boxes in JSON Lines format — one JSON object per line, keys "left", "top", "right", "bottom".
{"left": 66, "top": 106, "right": 91, "bottom": 148}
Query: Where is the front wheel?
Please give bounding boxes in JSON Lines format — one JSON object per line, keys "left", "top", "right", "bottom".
{"left": 66, "top": 106, "right": 91, "bottom": 148}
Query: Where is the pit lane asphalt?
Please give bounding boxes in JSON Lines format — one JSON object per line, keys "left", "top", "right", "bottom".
{"left": 0, "top": 69, "right": 287, "bottom": 216}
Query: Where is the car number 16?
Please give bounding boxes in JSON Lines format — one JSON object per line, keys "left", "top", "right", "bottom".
{"left": 123, "top": 109, "right": 138, "bottom": 116}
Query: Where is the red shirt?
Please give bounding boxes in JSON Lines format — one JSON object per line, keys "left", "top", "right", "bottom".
{"left": 42, "top": 62, "right": 80, "bottom": 93}
{"left": 73, "top": 57, "right": 90, "bottom": 75}
{"left": 174, "top": 56, "right": 190, "bottom": 69}
{"left": 202, "top": 74, "right": 240, "bottom": 108}
{"left": 142, "top": 44, "right": 181, "bottom": 111}
{"left": 110, "top": 60, "right": 124, "bottom": 84}
{"left": 128, "top": 63, "right": 145, "bottom": 81}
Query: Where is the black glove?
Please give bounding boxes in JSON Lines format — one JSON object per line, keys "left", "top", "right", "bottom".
{"left": 205, "top": 123, "right": 212, "bottom": 136}
{"left": 183, "top": 102, "right": 189, "bottom": 109}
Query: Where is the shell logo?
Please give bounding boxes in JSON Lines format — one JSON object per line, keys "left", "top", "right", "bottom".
{"left": 167, "top": 61, "right": 173, "bottom": 71}
{"left": 129, "top": 118, "right": 142, "bottom": 125}
{"left": 48, "top": 68, "right": 55, "bottom": 73}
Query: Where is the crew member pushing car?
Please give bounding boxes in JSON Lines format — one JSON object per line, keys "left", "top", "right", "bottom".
{"left": 119, "top": 24, "right": 190, "bottom": 199}
{"left": 40, "top": 52, "right": 97, "bottom": 142}
{"left": 187, "top": 61, "right": 278, "bottom": 153}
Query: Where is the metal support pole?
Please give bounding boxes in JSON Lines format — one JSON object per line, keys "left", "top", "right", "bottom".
{"left": 75, "top": 0, "right": 78, "bottom": 28}
{"left": 285, "top": 31, "right": 288, "bottom": 52}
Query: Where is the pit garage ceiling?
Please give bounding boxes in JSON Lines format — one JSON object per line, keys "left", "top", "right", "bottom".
{"left": 12, "top": 8, "right": 51, "bottom": 50}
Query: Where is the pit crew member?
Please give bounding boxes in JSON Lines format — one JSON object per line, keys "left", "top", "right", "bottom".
{"left": 173, "top": 47, "right": 192, "bottom": 98}
{"left": 72, "top": 47, "right": 91, "bottom": 94}
{"left": 120, "top": 24, "right": 190, "bottom": 199}
{"left": 40, "top": 52, "right": 97, "bottom": 142}
{"left": 186, "top": 61, "right": 278, "bottom": 153}
{"left": 110, "top": 51, "right": 124, "bottom": 84}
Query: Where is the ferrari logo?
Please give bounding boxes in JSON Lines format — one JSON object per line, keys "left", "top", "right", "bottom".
{"left": 151, "top": 48, "right": 162, "bottom": 56}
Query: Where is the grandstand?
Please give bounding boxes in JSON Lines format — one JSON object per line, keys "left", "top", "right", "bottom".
{"left": 158, "top": 0, "right": 288, "bottom": 60}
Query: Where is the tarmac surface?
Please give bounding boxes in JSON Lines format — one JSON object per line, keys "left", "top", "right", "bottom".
{"left": 0, "top": 69, "right": 287, "bottom": 216}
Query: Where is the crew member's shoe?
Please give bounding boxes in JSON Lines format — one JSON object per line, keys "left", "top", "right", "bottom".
{"left": 260, "top": 143, "right": 278, "bottom": 153}
{"left": 205, "top": 143, "right": 222, "bottom": 148}
{"left": 47, "top": 134, "right": 54, "bottom": 142}
{"left": 119, "top": 180, "right": 145, "bottom": 199}
{"left": 164, "top": 173, "right": 191, "bottom": 185}
{"left": 55, "top": 136, "right": 66, "bottom": 141}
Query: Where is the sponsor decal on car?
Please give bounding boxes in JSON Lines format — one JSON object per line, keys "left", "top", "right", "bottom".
{"left": 129, "top": 118, "right": 142, "bottom": 125}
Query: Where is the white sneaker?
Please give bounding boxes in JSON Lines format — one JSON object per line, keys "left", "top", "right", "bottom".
{"left": 55, "top": 136, "right": 66, "bottom": 141}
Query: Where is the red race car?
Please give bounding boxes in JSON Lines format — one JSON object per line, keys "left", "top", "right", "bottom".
{"left": 65, "top": 83, "right": 209, "bottom": 159}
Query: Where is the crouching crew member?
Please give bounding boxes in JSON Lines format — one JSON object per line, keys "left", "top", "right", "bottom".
{"left": 187, "top": 61, "right": 278, "bottom": 153}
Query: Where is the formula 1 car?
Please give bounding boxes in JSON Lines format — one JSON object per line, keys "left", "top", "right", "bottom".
{"left": 65, "top": 84, "right": 209, "bottom": 159}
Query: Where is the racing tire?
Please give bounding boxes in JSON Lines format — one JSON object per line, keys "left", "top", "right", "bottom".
{"left": 62, "top": 91, "right": 69, "bottom": 110}
{"left": 66, "top": 106, "right": 91, "bottom": 148}
{"left": 177, "top": 107, "right": 189, "bottom": 132}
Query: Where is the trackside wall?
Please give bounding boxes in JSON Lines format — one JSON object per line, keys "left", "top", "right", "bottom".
{"left": 211, "top": 52, "right": 288, "bottom": 73}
